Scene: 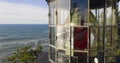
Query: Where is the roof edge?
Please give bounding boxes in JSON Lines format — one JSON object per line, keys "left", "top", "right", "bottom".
{"left": 46, "top": 0, "right": 55, "bottom": 2}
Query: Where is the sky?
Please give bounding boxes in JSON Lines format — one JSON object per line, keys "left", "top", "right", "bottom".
{"left": 0, "top": 0, "right": 48, "bottom": 24}
{"left": 0, "top": 0, "right": 120, "bottom": 24}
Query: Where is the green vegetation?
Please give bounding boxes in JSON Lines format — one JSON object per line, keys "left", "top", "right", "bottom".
{"left": 115, "top": 49, "right": 120, "bottom": 55}
{"left": 115, "top": 37, "right": 120, "bottom": 56}
{"left": 4, "top": 45, "right": 42, "bottom": 63}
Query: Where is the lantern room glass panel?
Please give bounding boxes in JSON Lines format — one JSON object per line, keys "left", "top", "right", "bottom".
{"left": 74, "top": 27, "right": 88, "bottom": 50}
{"left": 57, "top": 50, "right": 69, "bottom": 63}
{"left": 70, "top": 0, "right": 89, "bottom": 63}
{"left": 56, "top": 0, "right": 70, "bottom": 25}
{"left": 49, "top": 27, "right": 56, "bottom": 46}
{"left": 56, "top": 26, "right": 70, "bottom": 50}
{"left": 71, "top": 0, "right": 88, "bottom": 26}
{"left": 89, "top": 0, "right": 118, "bottom": 63}
{"left": 73, "top": 27, "right": 88, "bottom": 63}
{"left": 50, "top": 47, "right": 56, "bottom": 62}
{"left": 49, "top": 1, "right": 56, "bottom": 25}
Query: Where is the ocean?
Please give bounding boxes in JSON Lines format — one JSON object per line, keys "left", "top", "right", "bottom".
{"left": 0, "top": 24, "right": 48, "bottom": 59}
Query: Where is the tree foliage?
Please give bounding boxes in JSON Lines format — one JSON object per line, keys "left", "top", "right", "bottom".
{"left": 6, "top": 45, "right": 42, "bottom": 63}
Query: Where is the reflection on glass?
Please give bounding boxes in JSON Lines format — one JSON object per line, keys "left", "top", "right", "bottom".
{"left": 70, "top": 56, "right": 78, "bottom": 63}
{"left": 71, "top": 7, "right": 81, "bottom": 26}
{"left": 74, "top": 27, "right": 88, "bottom": 50}
{"left": 90, "top": 10, "right": 98, "bottom": 26}
{"left": 105, "top": 27, "right": 111, "bottom": 46}
{"left": 90, "top": 27, "right": 104, "bottom": 57}
{"left": 49, "top": 1, "right": 56, "bottom": 25}
{"left": 56, "top": 26, "right": 70, "bottom": 50}
{"left": 57, "top": 10, "right": 70, "bottom": 25}
{"left": 105, "top": 51, "right": 115, "bottom": 63}
{"left": 71, "top": 0, "right": 88, "bottom": 26}
{"left": 74, "top": 53, "right": 87, "bottom": 63}
{"left": 90, "top": 27, "right": 98, "bottom": 49}
{"left": 57, "top": 50, "right": 69, "bottom": 63}
{"left": 50, "top": 47, "right": 55, "bottom": 62}
{"left": 49, "top": 27, "right": 56, "bottom": 45}
{"left": 90, "top": 27, "right": 98, "bottom": 57}
{"left": 57, "top": 0, "right": 70, "bottom": 25}
{"left": 106, "top": 7, "right": 112, "bottom": 25}
{"left": 90, "top": 9, "right": 104, "bottom": 26}
{"left": 90, "top": 5, "right": 116, "bottom": 26}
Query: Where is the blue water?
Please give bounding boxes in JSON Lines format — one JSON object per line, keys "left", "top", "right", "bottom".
{"left": 0, "top": 24, "right": 48, "bottom": 58}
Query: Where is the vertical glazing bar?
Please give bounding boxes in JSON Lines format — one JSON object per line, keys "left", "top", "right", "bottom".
{"left": 95, "top": 9, "right": 97, "bottom": 21}
{"left": 70, "top": 26, "right": 72, "bottom": 63}
{"left": 89, "top": 26, "right": 91, "bottom": 63}
{"left": 69, "top": 0, "right": 72, "bottom": 63}
{"left": 48, "top": 2, "right": 51, "bottom": 62}
{"left": 56, "top": 0, "right": 58, "bottom": 26}
{"left": 98, "top": 10, "right": 99, "bottom": 25}
{"left": 111, "top": 0, "right": 113, "bottom": 46}
{"left": 69, "top": 0, "right": 71, "bottom": 62}
{"left": 70, "top": 0, "right": 72, "bottom": 62}
{"left": 97, "top": 9, "right": 100, "bottom": 47}
{"left": 87, "top": 0, "right": 90, "bottom": 63}
{"left": 54, "top": 0, "right": 57, "bottom": 63}
{"left": 103, "top": 0, "right": 107, "bottom": 63}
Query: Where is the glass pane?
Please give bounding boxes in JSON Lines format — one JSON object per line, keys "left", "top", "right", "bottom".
{"left": 56, "top": 26, "right": 70, "bottom": 50}
{"left": 89, "top": 10, "right": 98, "bottom": 26}
{"left": 50, "top": 47, "right": 56, "bottom": 62}
{"left": 70, "top": 56, "right": 78, "bottom": 63}
{"left": 105, "top": 27, "right": 112, "bottom": 47}
{"left": 49, "top": 1, "right": 56, "bottom": 25}
{"left": 90, "top": 27, "right": 98, "bottom": 51}
{"left": 57, "top": 50, "right": 69, "bottom": 63}
{"left": 90, "top": 27, "right": 104, "bottom": 50}
{"left": 104, "top": 26, "right": 117, "bottom": 62}
{"left": 105, "top": 50, "right": 115, "bottom": 63}
{"left": 71, "top": 0, "right": 88, "bottom": 26}
{"left": 89, "top": 27, "right": 104, "bottom": 63}
{"left": 49, "top": 27, "right": 56, "bottom": 45}
{"left": 106, "top": 7, "right": 112, "bottom": 25}
{"left": 74, "top": 27, "right": 88, "bottom": 50}
{"left": 74, "top": 52, "right": 87, "bottom": 63}
{"left": 57, "top": 0, "right": 70, "bottom": 25}
{"left": 112, "top": 27, "right": 118, "bottom": 47}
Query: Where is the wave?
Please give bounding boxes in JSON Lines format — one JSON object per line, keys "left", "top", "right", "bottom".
{"left": 0, "top": 36, "right": 41, "bottom": 43}
{"left": 0, "top": 32, "right": 48, "bottom": 43}
{"left": 0, "top": 39, "right": 48, "bottom": 51}
{"left": 44, "top": 31, "right": 48, "bottom": 34}
{"left": 0, "top": 34, "right": 22, "bottom": 41}
{"left": 0, "top": 42, "right": 23, "bottom": 49}
{"left": 0, "top": 35, "right": 18, "bottom": 40}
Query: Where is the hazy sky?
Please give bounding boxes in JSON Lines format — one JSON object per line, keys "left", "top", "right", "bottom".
{"left": 0, "top": 0, "right": 48, "bottom": 24}
{"left": 0, "top": 0, "right": 120, "bottom": 24}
